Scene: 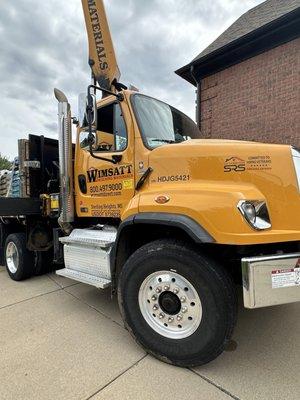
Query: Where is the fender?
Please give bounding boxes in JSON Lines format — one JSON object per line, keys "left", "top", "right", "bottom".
{"left": 110, "top": 212, "right": 214, "bottom": 283}
{"left": 124, "top": 212, "right": 215, "bottom": 243}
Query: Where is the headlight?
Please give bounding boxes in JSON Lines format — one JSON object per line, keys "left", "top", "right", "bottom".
{"left": 237, "top": 200, "right": 271, "bottom": 230}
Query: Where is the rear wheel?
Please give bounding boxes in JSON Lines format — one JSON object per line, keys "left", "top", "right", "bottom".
{"left": 118, "top": 240, "right": 237, "bottom": 367}
{"left": 5, "top": 233, "right": 35, "bottom": 281}
{"left": 34, "top": 249, "right": 54, "bottom": 275}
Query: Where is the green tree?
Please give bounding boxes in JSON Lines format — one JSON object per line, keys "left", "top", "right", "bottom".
{"left": 0, "top": 154, "right": 12, "bottom": 170}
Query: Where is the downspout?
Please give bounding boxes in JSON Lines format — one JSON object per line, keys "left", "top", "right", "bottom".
{"left": 196, "top": 81, "right": 201, "bottom": 130}
{"left": 54, "top": 88, "right": 74, "bottom": 235}
{"left": 190, "top": 65, "right": 201, "bottom": 131}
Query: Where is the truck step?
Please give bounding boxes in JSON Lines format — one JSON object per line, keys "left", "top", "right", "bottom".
{"left": 57, "top": 226, "right": 117, "bottom": 288}
{"left": 56, "top": 268, "right": 111, "bottom": 289}
{"left": 60, "top": 227, "right": 117, "bottom": 249}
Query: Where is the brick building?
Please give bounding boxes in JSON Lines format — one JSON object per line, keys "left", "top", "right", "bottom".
{"left": 176, "top": 0, "right": 300, "bottom": 145}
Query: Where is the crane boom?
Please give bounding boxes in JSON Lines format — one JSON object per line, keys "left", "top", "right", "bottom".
{"left": 82, "top": 0, "right": 120, "bottom": 91}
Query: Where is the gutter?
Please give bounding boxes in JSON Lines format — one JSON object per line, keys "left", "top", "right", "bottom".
{"left": 176, "top": 7, "right": 300, "bottom": 84}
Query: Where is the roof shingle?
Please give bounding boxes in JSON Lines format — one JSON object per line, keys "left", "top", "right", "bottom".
{"left": 193, "top": 0, "right": 300, "bottom": 62}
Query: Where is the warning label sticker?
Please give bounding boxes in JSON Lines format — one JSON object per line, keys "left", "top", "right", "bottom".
{"left": 271, "top": 268, "right": 300, "bottom": 289}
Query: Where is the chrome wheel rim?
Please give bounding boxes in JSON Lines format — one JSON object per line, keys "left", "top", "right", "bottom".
{"left": 6, "top": 242, "right": 19, "bottom": 274}
{"left": 138, "top": 270, "right": 202, "bottom": 339}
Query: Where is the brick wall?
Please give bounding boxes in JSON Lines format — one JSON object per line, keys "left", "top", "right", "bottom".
{"left": 200, "top": 38, "right": 300, "bottom": 145}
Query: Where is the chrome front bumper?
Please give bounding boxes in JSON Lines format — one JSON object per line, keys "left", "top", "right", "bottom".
{"left": 242, "top": 253, "right": 300, "bottom": 308}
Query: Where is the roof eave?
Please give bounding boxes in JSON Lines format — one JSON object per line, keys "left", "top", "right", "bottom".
{"left": 175, "top": 7, "right": 300, "bottom": 85}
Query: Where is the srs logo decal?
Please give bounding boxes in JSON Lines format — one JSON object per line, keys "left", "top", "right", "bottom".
{"left": 224, "top": 155, "right": 272, "bottom": 173}
{"left": 224, "top": 157, "right": 246, "bottom": 172}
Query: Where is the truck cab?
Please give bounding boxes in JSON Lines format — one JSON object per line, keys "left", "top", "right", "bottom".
{"left": 75, "top": 90, "right": 201, "bottom": 221}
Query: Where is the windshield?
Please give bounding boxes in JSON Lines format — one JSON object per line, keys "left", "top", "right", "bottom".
{"left": 131, "top": 94, "right": 201, "bottom": 148}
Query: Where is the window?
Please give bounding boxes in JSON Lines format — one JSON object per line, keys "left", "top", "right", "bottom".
{"left": 131, "top": 94, "right": 200, "bottom": 149}
{"left": 96, "top": 103, "right": 127, "bottom": 152}
{"left": 79, "top": 103, "right": 127, "bottom": 152}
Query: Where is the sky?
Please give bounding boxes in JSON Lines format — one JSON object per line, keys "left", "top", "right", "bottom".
{"left": 0, "top": 0, "right": 264, "bottom": 159}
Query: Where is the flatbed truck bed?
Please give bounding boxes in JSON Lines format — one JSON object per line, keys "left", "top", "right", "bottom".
{"left": 0, "top": 198, "right": 42, "bottom": 217}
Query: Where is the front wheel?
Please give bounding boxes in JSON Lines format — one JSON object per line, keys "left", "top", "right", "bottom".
{"left": 118, "top": 240, "right": 237, "bottom": 367}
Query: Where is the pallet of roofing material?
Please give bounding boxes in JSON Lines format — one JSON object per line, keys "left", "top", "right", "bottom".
{"left": 0, "top": 170, "right": 11, "bottom": 197}
{"left": 0, "top": 135, "right": 59, "bottom": 218}
{"left": 7, "top": 157, "right": 21, "bottom": 198}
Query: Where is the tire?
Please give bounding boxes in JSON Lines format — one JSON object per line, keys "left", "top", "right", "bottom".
{"left": 34, "top": 249, "right": 54, "bottom": 275}
{"left": 118, "top": 239, "right": 237, "bottom": 367}
{"left": 5, "top": 233, "right": 35, "bottom": 281}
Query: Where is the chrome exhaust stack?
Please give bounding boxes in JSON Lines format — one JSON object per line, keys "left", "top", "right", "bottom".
{"left": 54, "top": 88, "right": 74, "bottom": 234}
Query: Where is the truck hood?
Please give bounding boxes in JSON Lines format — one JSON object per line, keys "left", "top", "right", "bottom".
{"left": 147, "top": 139, "right": 300, "bottom": 232}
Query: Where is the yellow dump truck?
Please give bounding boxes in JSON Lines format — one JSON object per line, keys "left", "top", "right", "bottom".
{"left": 1, "top": 0, "right": 300, "bottom": 367}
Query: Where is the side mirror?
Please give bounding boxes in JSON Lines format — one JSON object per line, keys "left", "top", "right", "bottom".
{"left": 79, "top": 129, "right": 98, "bottom": 150}
{"left": 82, "top": 84, "right": 123, "bottom": 164}
{"left": 86, "top": 93, "right": 98, "bottom": 151}
{"left": 77, "top": 92, "right": 97, "bottom": 131}
{"left": 87, "top": 93, "right": 97, "bottom": 132}
{"left": 78, "top": 93, "right": 87, "bottom": 128}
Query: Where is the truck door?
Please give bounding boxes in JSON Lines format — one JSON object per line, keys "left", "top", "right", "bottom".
{"left": 75, "top": 100, "right": 135, "bottom": 219}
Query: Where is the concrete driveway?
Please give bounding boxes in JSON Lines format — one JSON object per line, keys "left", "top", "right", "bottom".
{"left": 0, "top": 265, "right": 299, "bottom": 400}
